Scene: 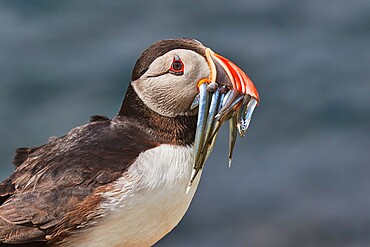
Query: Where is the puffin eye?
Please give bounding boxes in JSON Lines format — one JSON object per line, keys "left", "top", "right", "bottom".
{"left": 169, "top": 54, "right": 184, "bottom": 75}
{"left": 172, "top": 61, "right": 182, "bottom": 71}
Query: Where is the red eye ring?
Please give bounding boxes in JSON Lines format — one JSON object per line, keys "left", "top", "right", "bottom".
{"left": 169, "top": 54, "right": 184, "bottom": 75}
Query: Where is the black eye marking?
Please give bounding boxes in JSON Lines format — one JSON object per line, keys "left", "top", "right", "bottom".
{"left": 169, "top": 54, "right": 184, "bottom": 75}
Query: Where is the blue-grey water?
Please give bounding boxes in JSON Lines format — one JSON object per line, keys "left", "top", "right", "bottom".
{"left": 0, "top": 0, "right": 369, "bottom": 246}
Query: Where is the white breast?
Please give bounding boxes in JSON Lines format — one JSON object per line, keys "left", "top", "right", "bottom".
{"left": 63, "top": 144, "right": 201, "bottom": 247}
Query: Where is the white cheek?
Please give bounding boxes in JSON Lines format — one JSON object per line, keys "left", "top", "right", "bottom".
{"left": 181, "top": 52, "right": 210, "bottom": 81}
{"left": 132, "top": 49, "right": 210, "bottom": 117}
{"left": 145, "top": 49, "right": 210, "bottom": 82}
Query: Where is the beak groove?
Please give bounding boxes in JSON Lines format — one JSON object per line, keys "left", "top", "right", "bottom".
{"left": 187, "top": 48, "right": 260, "bottom": 191}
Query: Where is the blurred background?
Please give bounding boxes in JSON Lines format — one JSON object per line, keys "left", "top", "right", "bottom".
{"left": 0, "top": 0, "right": 369, "bottom": 246}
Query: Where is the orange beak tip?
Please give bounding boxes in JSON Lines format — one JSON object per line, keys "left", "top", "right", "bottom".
{"left": 211, "top": 52, "right": 259, "bottom": 103}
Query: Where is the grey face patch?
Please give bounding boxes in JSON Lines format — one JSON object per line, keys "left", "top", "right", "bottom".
{"left": 131, "top": 38, "right": 206, "bottom": 82}
{"left": 132, "top": 49, "right": 210, "bottom": 117}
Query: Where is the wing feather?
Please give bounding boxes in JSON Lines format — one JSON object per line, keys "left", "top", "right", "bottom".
{"left": 0, "top": 119, "right": 157, "bottom": 245}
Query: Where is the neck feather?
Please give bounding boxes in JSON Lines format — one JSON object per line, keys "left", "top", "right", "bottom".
{"left": 117, "top": 85, "right": 197, "bottom": 146}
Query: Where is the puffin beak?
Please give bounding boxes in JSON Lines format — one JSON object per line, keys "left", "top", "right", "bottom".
{"left": 188, "top": 48, "right": 260, "bottom": 190}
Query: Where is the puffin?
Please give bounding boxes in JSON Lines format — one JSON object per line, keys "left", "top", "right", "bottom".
{"left": 0, "top": 38, "right": 259, "bottom": 247}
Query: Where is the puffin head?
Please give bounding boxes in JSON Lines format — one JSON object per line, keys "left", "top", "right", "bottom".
{"left": 130, "top": 38, "right": 259, "bottom": 117}
{"left": 126, "top": 38, "right": 260, "bottom": 185}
